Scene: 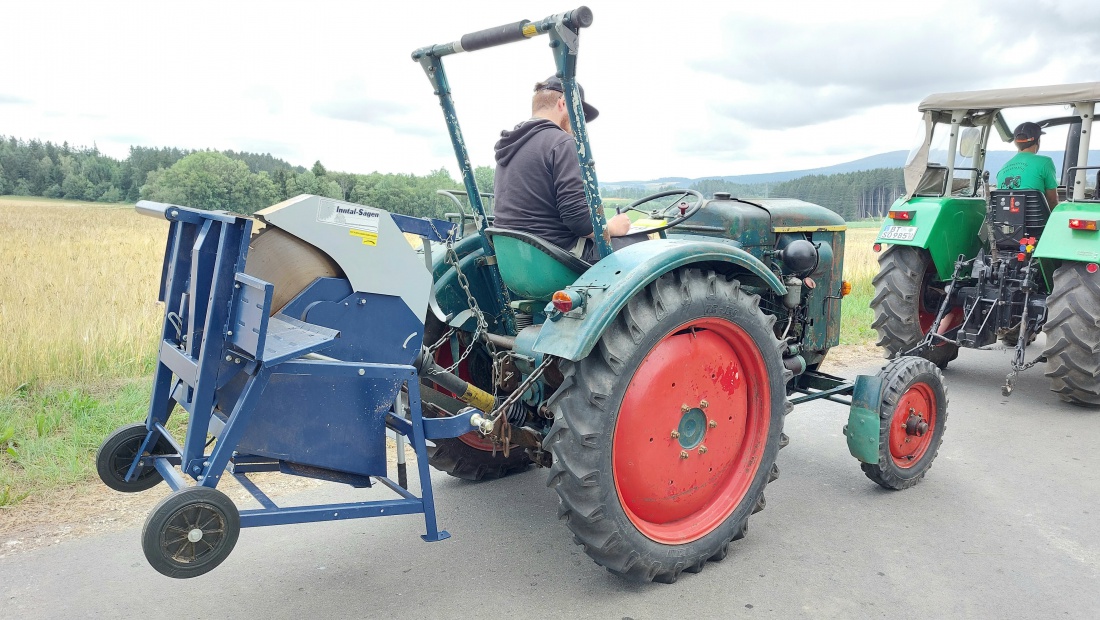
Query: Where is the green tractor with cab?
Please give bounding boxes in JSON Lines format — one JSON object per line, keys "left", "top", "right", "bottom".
{"left": 871, "top": 83, "right": 1100, "bottom": 404}
{"left": 412, "top": 6, "right": 949, "bottom": 582}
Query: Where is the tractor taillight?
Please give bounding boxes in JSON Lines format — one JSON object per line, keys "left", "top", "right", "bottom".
{"left": 1069, "top": 218, "right": 1098, "bottom": 231}
{"left": 841, "top": 281, "right": 852, "bottom": 297}
{"left": 1088, "top": 263, "right": 1099, "bottom": 274}
{"left": 873, "top": 243, "right": 882, "bottom": 253}
{"left": 552, "top": 290, "right": 575, "bottom": 313}
{"left": 888, "top": 210, "right": 913, "bottom": 221}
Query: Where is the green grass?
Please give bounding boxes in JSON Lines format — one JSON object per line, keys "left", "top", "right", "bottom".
{"left": 845, "top": 219, "right": 886, "bottom": 228}
{"left": 0, "top": 380, "right": 176, "bottom": 506}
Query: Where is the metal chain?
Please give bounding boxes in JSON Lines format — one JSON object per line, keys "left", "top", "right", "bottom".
{"left": 485, "top": 355, "right": 555, "bottom": 457}
{"left": 443, "top": 239, "right": 499, "bottom": 380}
{"left": 486, "top": 355, "right": 553, "bottom": 424}
{"left": 425, "top": 326, "right": 455, "bottom": 356}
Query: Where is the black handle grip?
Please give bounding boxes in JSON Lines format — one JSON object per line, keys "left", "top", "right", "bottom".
{"left": 459, "top": 19, "right": 531, "bottom": 52}
{"left": 563, "top": 6, "right": 593, "bottom": 29}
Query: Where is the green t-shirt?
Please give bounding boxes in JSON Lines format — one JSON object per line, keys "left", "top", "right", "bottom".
{"left": 996, "top": 151, "right": 1058, "bottom": 191}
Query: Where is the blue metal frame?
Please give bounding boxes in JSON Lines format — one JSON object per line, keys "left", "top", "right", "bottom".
{"left": 123, "top": 202, "right": 484, "bottom": 545}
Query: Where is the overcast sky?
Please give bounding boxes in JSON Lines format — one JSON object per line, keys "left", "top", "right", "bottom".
{"left": 3, "top": 0, "right": 1096, "bottom": 183}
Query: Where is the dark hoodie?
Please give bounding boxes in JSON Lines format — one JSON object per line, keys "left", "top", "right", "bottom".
{"left": 493, "top": 119, "right": 592, "bottom": 250}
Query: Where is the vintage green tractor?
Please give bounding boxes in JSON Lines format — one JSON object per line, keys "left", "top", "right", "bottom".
{"left": 409, "top": 6, "right": 949, "bottom": 582}
{"left": 870, "top": 83, "right": 1100, "bottom": 404}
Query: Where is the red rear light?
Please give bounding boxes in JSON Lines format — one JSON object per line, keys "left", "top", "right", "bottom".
{"left": 872, "top": 243, "right": 882, "bottom": 253}
{"left": 552, "top": 290, "right": 575, "bottom": 313}
{"left": 1069, "top": 219, "right": 1098, "bottom": 231}
{"left": 888, "top": 210, "right": 913, "bottom": 221}
{"left": 1088, "top": 263, "right": 1099, "bottom": 274}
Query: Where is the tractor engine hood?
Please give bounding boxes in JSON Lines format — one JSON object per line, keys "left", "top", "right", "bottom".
{"left": 673, "top": 195, "right": 846, "bottom": 247}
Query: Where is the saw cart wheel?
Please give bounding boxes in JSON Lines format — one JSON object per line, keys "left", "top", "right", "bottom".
{"left": 96, "top": 423, "right": 172, "bottom": 493}
{"left": 142, "top": 486, "right": 241, "bottom": 579}
{"left": 871, "top": 246, "right": 961, "bottom": 369}
{"left": 1042, "top": 262, "right": 1100, "bottom": 407}
{"left": 861, "top": 357, "right": 948, "bottom": 490}
{"left": 546, "top": 269, "right": 790, "bottom": 584}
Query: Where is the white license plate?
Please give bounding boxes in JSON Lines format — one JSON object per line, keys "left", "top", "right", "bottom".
{"left": 880, "top": 225, "right": 917, "bottom": 241}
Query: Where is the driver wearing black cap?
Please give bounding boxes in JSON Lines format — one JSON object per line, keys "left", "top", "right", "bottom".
{"left": 996, "top": 121, "right": 1059, "bottom": 208}
{"left": 492, "top": 76, "right": 633, "bottom": 263}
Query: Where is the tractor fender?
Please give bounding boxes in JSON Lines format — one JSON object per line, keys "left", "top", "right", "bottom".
{"left": 429, "top": 234, "right": 492, "bottom": 328}
{"left": 1033, "top": 202, "right": 1100, "bottom": 263}
{"left": 874, "top": 196, "right": 986, "bottom": 280}
{"left": 532, "top": 238, "right": 786, "bottom": 362}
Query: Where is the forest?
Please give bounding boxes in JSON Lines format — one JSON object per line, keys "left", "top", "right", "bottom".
{"left": 0, "top": 134, "right": 902, "bottom": 220}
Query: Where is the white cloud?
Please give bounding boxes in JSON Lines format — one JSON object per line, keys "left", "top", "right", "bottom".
{"left": 2, "top": 0, "right": 1096, "bottom": 184}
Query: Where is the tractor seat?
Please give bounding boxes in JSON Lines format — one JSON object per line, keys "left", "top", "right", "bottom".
{"left": 484, "top": 228, "right": 591, "bottom": 301}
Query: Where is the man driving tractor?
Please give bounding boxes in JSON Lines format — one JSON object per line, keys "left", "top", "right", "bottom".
{"left": 492, "top": 76, "right": 634, "bottom": 263}
{"left": 996, "top": 121, "right": 1059, "bottom": 208}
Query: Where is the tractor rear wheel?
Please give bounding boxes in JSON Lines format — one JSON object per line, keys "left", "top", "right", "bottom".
{"left": 861, "top": 357, "right": 948, "bottom": 490}
{"left": 422, "top": 318, "right": 532, "bottom": 480}
{"left": 1042, "top": 263, "right": 1100, "bottom": 407}
{"left": 545, "top": 269, "right": 790, "bottom": 583}
{"left": 871, "top": 246, "right": 960, "bottom": 369}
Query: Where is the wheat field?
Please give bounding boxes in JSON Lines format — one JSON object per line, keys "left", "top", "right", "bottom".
{"left": 0, "top": 199, "right": 884, "bottom": 389}
{"left": 839, "top": 227, "right": 881, "bottom": 345}
{"left": 0, "top": 197, "right": 168, "bottom": 392}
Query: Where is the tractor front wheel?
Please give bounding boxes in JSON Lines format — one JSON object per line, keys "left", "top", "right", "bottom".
{"left": 871, "top": 246, "right": 961, "bottom": 369}
{"left": 861, "top": 356, "right": 948, "bottom": 490}
{"left": 545, "top": 269, "right": 790, "bottom": 583}
{"left": 1042, "top": 263, "right": 1100, "bottom": 407}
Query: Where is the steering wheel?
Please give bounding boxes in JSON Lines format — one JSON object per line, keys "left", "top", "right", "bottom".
{"left": 619, "top": 189, "right": 705, "bottom": 236}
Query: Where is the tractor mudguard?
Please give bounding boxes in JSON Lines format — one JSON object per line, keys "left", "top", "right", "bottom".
{"left": 429, "top": 234, "right": 496, "bottom": 329}
{"left": 845, "top": 373, "right": 883, "bottom": 464}
{"left": 875, "top": 196, "right": 986, "bottom": 280}
{"left": 532, "top": 238, "right": 786, "bottom": 362}
{"left": 1033, "top": 201, "right": 1100, "bottom": 263}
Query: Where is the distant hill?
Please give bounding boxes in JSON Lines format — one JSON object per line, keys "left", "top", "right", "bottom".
{"left": 604, "top": 149, "right": 1100, "bottom": 190}
{"left": 603, "top": 151, "right": 909, "bottom": 190}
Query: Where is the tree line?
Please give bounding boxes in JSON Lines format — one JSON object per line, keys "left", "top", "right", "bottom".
{"left": 0, "top": 135, "right": 492, "bottom": 219}
{"left": 1, "top": 134, "right": 902, "bottom": 220}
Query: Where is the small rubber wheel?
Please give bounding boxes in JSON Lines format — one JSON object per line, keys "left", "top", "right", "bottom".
{"left": 96, "top": 423, "right": 173, "bottom": 493}
{"left": 862, "top": 356, "right": 948, "bottom": 490}
{"left": 142, "top": 486, "right": 241, "bottom": 578}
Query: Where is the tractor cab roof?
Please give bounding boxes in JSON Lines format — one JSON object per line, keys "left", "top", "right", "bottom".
{"left": 918, "top": 82, "right": 1100, "bottom": 112}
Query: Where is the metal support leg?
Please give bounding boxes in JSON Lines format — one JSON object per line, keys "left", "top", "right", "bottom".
{"left": 199, "top": 368, "right": 271, "bottom": 488}
{"left": 406, "top": 377, "right": 450, "bottom": 542}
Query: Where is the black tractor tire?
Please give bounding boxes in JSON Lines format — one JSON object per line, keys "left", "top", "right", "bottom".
{"left": 545, "top": 269, "right": 791, "bottom": 583}
{"left": 422, "top": 317, "right": 532, "bottom": 480}
{"left": 871, "top": 245, "right": 960, "bottom": 369}
{"left": 1042, "top": 263, "right": 1100, "bottom": 407}
{"left": 861, "top": 357, "right": 948, "bottom": 490}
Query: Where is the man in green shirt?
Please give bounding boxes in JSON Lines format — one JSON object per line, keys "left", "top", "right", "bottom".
{"left": 996, "top": 121, "right": 1059, "bottom": 208}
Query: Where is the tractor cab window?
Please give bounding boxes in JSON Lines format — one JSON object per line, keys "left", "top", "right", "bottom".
{"left": 910, "top": 118, "right": 968, "bottom": 197}
{"left": 908, "top": 116, "right": 988, "bottom": 198}
{"left": 952, "top": 127, "right": 983, "bottom": 197}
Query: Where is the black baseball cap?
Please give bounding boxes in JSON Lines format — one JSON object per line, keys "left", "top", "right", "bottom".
{"left": 1013, "top": 121, "right": 1045, "bottom": 146}
{"left": 536, "top": 75, "right": 599, "bottom": 122}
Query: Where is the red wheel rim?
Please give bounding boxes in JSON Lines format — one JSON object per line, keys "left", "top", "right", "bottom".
{"left": 888, "top": 382, "right": 937, "bottom": 468}
{"left": 432, "top": 339, "right": 498, "bottom": 452}
{"left": 918, "top": 263, "right": 963, "bottom": 336}
{"left": 613, "top": 317, "right": 770, "bottom": 544}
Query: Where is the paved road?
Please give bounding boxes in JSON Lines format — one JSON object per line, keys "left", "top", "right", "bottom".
{"left": 2, "top": 347, "right": 1099, "bottom": 619}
